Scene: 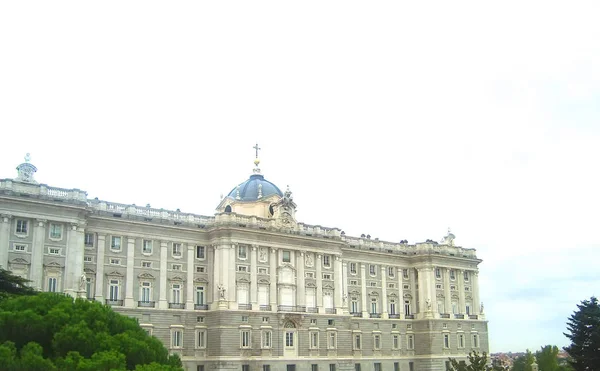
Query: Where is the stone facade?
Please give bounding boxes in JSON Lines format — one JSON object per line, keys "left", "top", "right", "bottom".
{"left": 0, "top": 156, "right": 488, "bottom": 371}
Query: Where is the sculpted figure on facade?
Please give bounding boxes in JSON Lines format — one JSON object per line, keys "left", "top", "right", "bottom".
{"left": 305, "top": 252, "right": 313, "bottom": 267}
{"left": 217, "top": 284, "right": 226, "bottom": 300}
{"left": 259, "top": 247, "right": 268, "bottom": 262}
{"left": 79, "top": 272, "right": 87, "bottom": 291}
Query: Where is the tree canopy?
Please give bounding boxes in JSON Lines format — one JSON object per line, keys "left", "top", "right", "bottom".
{"left": 447, "top": 351, "right": 508, "bottom": 371}
{"left": 564, "top": 296, "right": 600, "bottom": 371}
{"left": 0, "top": 292, "right": 183, "bottom": 371}
{"left": 0, "top": 268, "right": 35, "bottom": 301}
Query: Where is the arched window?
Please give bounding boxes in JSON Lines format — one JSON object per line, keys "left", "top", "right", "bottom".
{"left": 224, "top": 205, "right": 232, "bottom": 213}
{"left": 284, "top": 321, "right": 296, "bottom": 328}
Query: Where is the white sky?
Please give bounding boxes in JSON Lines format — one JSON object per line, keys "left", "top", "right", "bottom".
{"left": 1, "top": 1, "right": 599, "bottom": 353}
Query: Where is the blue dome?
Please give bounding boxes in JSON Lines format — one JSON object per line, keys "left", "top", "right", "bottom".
{"left": 227, "top": 174, "right": 283, "bottom": 201}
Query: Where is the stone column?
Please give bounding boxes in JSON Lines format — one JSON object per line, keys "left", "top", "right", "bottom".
{"left": 360, "top": 263, "right": 368, "bottom": 317}
{"left": 416, "top": 268, "right": 425, "bottom": 315}
{"left": 341, "top": 261, "right": 349, "bottom": 313}
{"left": 316, "top": 254, "right": 323, "bottom": 311}
{"left": 297, "top": 251, "right": 305, "bottom": 308}
{"left": 472, "top": 271, "right": 480, "bottom": 315}
{"left": 64, "top": 223, "right": 85, "bottom": 297}
{"left": 228, "top": 244, "right": 236, "bottom": 304}
{"left": 158, "top": 241, "right": 168, "bottom": 309}
{"left": 208, "top": 246, "right": 214, "bottom": 303}
{"left": 444, "top": 268, "right": 451, "bottom": 316}
{"left": 458, "top": 269, "right": 466, "bottom": 315}
{"left": 334, "top": 255, "right": 343, "bottom": 312}
{"left": 381, "top": 266, "right": 388, "bottom": 319}
{"left": 30, "top": 219, "right": 46, "bottom": 291}
{"left": 409, "top": 268, "right": 417, "bottom": 315}
{"left": 124, "top": 237, "right": 136, "bottom": 308}
{"left": 95, "top": 234, "right": 106, "bottom": 302}
{"left": 269, "top": 248, "right": 277, "bottom": 311}
{"left": 186, "top": 244, "right": 195, "bottom": 310}
{"left": 0, "top": 215, "right": 11, "bottom": 269}
{"left": 429, "top": 267, "right": 438, "bottom": 318}
{"left": 250, "top": 245, "right": 258, "bottom": 308}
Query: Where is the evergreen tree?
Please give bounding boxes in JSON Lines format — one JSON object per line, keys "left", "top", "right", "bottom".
{"left": 564, "top": 296, "right": 600, "bottom": 371}
{"left": 448, "top": 351, "right": 507, "bottom": 371}
{"left": 0, "top": 268, "right": 35, "bottom": 301}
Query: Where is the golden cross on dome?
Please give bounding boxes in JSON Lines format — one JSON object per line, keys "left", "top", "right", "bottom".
{"left": 253, "top": 143, "right": 261, "bottom": 159}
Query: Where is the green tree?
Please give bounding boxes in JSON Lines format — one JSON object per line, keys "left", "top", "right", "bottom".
{"left": 512, "top": 350, "right": 535, "bottom": 371}
{"left": 448, "top": 351, "right": 507, "bottom": 371}
{"left": 0, "top": 293, "right": 182, "bottom": 370}
{"left": 536, "top": 345, "right": 560, "bottom": 371}
{"left": 0, "top": 268, "right": 35, "bottom": 301}
{"left": 564, "top": 296, "right": 600, "bottom": 371}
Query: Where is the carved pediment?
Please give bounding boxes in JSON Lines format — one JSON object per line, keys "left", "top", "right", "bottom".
{"left": 388, "top": 292, "right": 398, "bottom": 298}
{"left": 323, "top": 283, "right": 334, "bottom": 289}
{"left": 44, "top": 261, "right": 63, "bottom": 268}
{"left": 194, "top": 277, "right": 209, "bottom": 283}
{"left": 369, "top": 291, "right": 379, "bottom": 296}
{"left": 138, "top": 273, "right": 156, "bottom": 279}
{"left": 349, "top": 289, "right": 361, "bottom": 295}
{"left": 10, "top": 257, "right": 29, "bottom": 265}
{"left": 237, "top": 277, "right": 251, "bottom": 284}
{"left": 170, "top": 275, "right": 184, "bottom": 281}
{"left": 258, "top": 278, "right": 270, "bottom": 284}
{"left": 436, "top": 293, "right": 445, "bottom": 299}
{"left": 465, "top": 294, "right": 473, "bottom": 300}
{"left": 278, "top": 264, "right": 296, "bottom": 272}
{"left": 305, "top": 282, "right": 317, "bottom": 288}
{"left": 106, "top": 271, "right": 124, "bottom": 277}
{"left": 83, "top": 268, "right": 95, "bottom": 274}
{"left": 403, "top": 293, "right": 412, "bottom": 298}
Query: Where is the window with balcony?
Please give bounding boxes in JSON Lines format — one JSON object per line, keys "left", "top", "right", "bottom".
{"left": 109, "top": 280, "right": 120, "bottom": 301}
{"left": 351, "top": 298, "right": 359, "bottom": 314}
{"left": 196, "top": 286, "right": 205, "bottom": 305}
{"left": 172, "top": 243, "right": 182, "bottom": 257}
{"left": 370, "top": 299, "right": 378, "bottom": 314}
{"left": 196, "top": 245, "right": 205, "bottom": 259}
{"left": 171, "top": 284, "right": 181, "bottom": 304}
{"left": 142, "top": 240, "right": 153, "bottom": 254}
{"left": 140, "top": 282, "right": 152, "bottom": 303}
{"left": 16, "top": 219, "right": 28, "bottom": 235}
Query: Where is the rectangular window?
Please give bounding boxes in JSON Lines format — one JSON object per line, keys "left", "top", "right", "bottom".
{"left": 389, "top": 301, "right": 396, "bottom": 315}
{"left": 172, "top": 330, "right": 182, "bottom": 348}
{"left": 171, "top": 284, "right": 181, "bottom": 304}
{"left": 350, "top": 262, "right": 357, "bottom": 274}
{"left": 49, "top": 248, "right": 60, "bottom": 255}
{"left": 84, "top": 233, "right": 94, "bottom": 247}
{"left": 262, "top": 330, "right": 272, "bottom": 348}
{"left": 351, "top": 299, "right": 359, "bottom": 313}
{"left": 310, "top": 331, "right": 319, "bottom": 349}
{"left": 435, "top": 268, "right": 441, "bottom": 278}
{"left": 328, "top": 319, "right": 335, "bottom": 326}
{"left": 196, "top": 245, "right": 205, "bottom": 259}
{"left": 262, "top": 316, "right": 269, "bottom": 323}
{"left": 403, "top": 269, "right": 409, "bottom": 279}
{"left": 388, "top": 283, "right": 395, "bottom": 289}
{"left": 197, "top": 330, "right": 206, "bottom": 348}
{"left": 436, "top": 284, "right": 442, "bottom": 289}
{"left": 407, "top": 334, "right": 414, "bottom": 350}
{"left": 374, "top": 334, "right": 381, "bottom": 350}
{"left": 472, "top": 334, "right": 479, "bottom": 348}
{"left": 354, "top": 334, "right": 361, "bottom": 350}
{"left": 371, "top": 299, "right": 378, "bottom": 314}
{"left": 409, "top": 362, "right": 414, "bottom": 371}
{"left": 140, "top": 282, "right": 151, "bottom": 302}
{"left": 329, "top": 365, "right": 336, "bottom": 371}
{"left": 444, "top": 333, "right": 450, "bottom": 348}
{"left": 450, "top": 269, "right": 456, "bottom": 280}
{"left": 172, "top": 264, "right": 182, "bottom": 271}
{"left": 394, "top": 363, "right": 400, "bottom": 371}
{"left": 282, "top": 250, "right": 291, "bottom": 262}
{"left": 392, "top": 334, "right": 399, "bottom": 349}
{"left": 355, "top": 364, "right": 361, "bottom": 371}
{"left": 142, "top": 240, "right": 152, "bottom": 253}
{"left": 369, "top": 265, "right": 376, "bottom": 276}
{"left": 350, "top": 280, "right": 358, "bottom": 285}
{"left": 197, "top": 316, "right": 205, "bottom": 323}
{"left": 238, "top": 245, "right": 247, "bottom": 259}
{"left": 311, "top": 365, "right": 318, "bottom": 371}
{"left": 196, "top": 286, "right": 205, "bottom": 305}
{"left": 196, "top": 266, "right": 205, "bottom": 273}
{"left": 370, "top": 282, "right": 377, "bottom": 287}
{"left": 242, "top": 366, "right": 249, "bottom": 371}
{"left": 374, "top": 364, "right": 382, "bottom": 371}
{"left": 310, "top": 318, "right": 317, "bottom": 325}
{"left": 241, "top": 330, "right": 251, "bottom": 348}
{"left": 458, "top": 334, "right": 465, "bottom": 348}
{"left": 110, "top": 236, "right": 121, "bottom": 250}
{"left": 323, "top": 273, "right": 332, "bottom": 280}
{"left": 388, "top": 266, "right": 395, "bottom": 277}
{"left": 16, "top": 219, "right": 28, "bottom": 234}
{"left": 403, "top": 284, "right": 410, "bottom": 289}
{"left": 172, "top": 243, "right": 182, "bottom": 257}
{"left": 242, "top": 316, "right": 249, "bottom": 322}
{"left": 48, "top": 277, "right": 57, "bottom": 292}
{"left": 305, "top": 272, "right": 315, "bottom": 278}
{"left": 258, "top": 267, "right": 268, "bottom": 274}
{"left": 84, "top": 256, "right": 93, "bottom": 262}
{"left": 464, "top": 271, "right": 470, "bottom": 282}
{"left": 238, "top": 265, "right": 248, "bottom": 272}
{"left": 285, "top": 331, "right": 294, "bottom": 347}
{"left": 263, "top": 366, "right": 271, "bottom": 371}
{"left": 323, "top": 255, "right": 331, "bottom": 267}
{"left": 109, "top": 280, "right": 119, "bottom": 301}
{"left": 142, "top": 261, "right": 152, "bottom": 268}
{"left": 49, "top": 223, "right": 62, "bottom": 239}
{"left": 14, "top": 244, "right": 26, "bottom": 251}
{"left": 86, "top": 278, "right": 93, "bottom": 299}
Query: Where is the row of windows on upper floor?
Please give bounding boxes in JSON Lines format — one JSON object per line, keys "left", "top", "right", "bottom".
{"left": 11, "top": 219, "right": 66, "bottom": 240}
{"left": 204, "top": 363, "right": 408, "bottom": 371}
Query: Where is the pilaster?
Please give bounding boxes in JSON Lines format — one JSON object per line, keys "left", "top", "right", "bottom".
{"left": 186, "top": 244, "right": 195, "bottom": 310}
{"left": 334, "top": 255, "right": 343, "bottom": 312}
{"left": 409, "top": 268, "right": 417, "bottom": 315}
{"left": 296, "top": 251, "right": 305, "bottom": 307}
{"left": 316, "top": 254, "right": 323, "bottom": 311}
{"left": 458, "top": 269, "right": 466, "bottom": 315}
{"left": 381, "top": 265, "right": 388, "bottom": 319}
{"left": 360, "top": 263, "right": 368, "bottom": 318}
{"left": 0, "top": 215, "right": 12, "bottom": 270}
{"left": 269, "top": 248, "right": 277, "bottom": 310}
{"left": 228, "top": 244, "right": 236, "bottom": 304}
{"left": 124, "top": 237, "right": 135, "bottom": 308}
{"left": 64, "top": 223, "right": 85, "bottom": 298}
{"left": 158, "top": 241, "right": 168, "bottom": 309}
{"left": 30, "top": 219, "right": 46, "bottom": 291}
{"left": 250, "top": 245, "right": 258, "bottom": 308}
{"left": 94, "top": 234, "right": 106, "bottom": 302}
{"left": 472, "top": 271, "right": 480, "bottom": 315}
{"left": 341, "top": 261, "right": 349, "bottom": 314}
{"left": 444, "top": 268, "right": 452, "bottom": 316}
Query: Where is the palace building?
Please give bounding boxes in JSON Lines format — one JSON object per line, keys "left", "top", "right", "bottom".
{"left": 0, "top": 153, "right": 488, "bottom": 371}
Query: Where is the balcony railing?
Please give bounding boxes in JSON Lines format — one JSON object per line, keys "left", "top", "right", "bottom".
{"left": 277, "top": 305, "right": 306, "bottom": 313}
{"left": 370, "top": 313, "right": 382, "bottom": 318}
{"left": 440, "top": 313, "right": 451, "bottom": 318}
{"left": 105, "top": 299, "right": 123, "bottom": 306}
{"left": 195, "top": 304, "right": 209, "bottom": 310}
{"left": 405, "top": 314, "right": 415, "bottom": 319}
{"left": 138, "top": 301, "right": 155, "bottom": 308}
{"left": 325, "top": 308, "right": 337, "bottom": 314}
{"left": 307, "top": 307, "right": 319, "bottom": 313}
{"left": 259, "top": 305, "right": 272, "bottom": 311}
{"left": 468, "top": 314, "right": 478, "bottom": 320}
{"left": 351, "top": 312, "right": 362, "bottom": 317}
{"left": 238, "top": 304, "right": 253, "bottom": 310}
{"left": 454, "top": 314, "right": 465, "bottom": 319}
{"left": 389, "top": 314, "right": 400, "bottom": 319}
{"left": 169, "top": 303, "right": 185, "bottom": 309}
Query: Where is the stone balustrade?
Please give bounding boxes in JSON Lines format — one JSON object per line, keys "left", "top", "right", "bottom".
{"left": 0, "top": 179, "right": 88, "bottom": 203}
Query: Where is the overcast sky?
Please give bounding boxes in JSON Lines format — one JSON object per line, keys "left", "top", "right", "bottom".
{"left": 1, "top": 1, "right": 599, "bottom": 353}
